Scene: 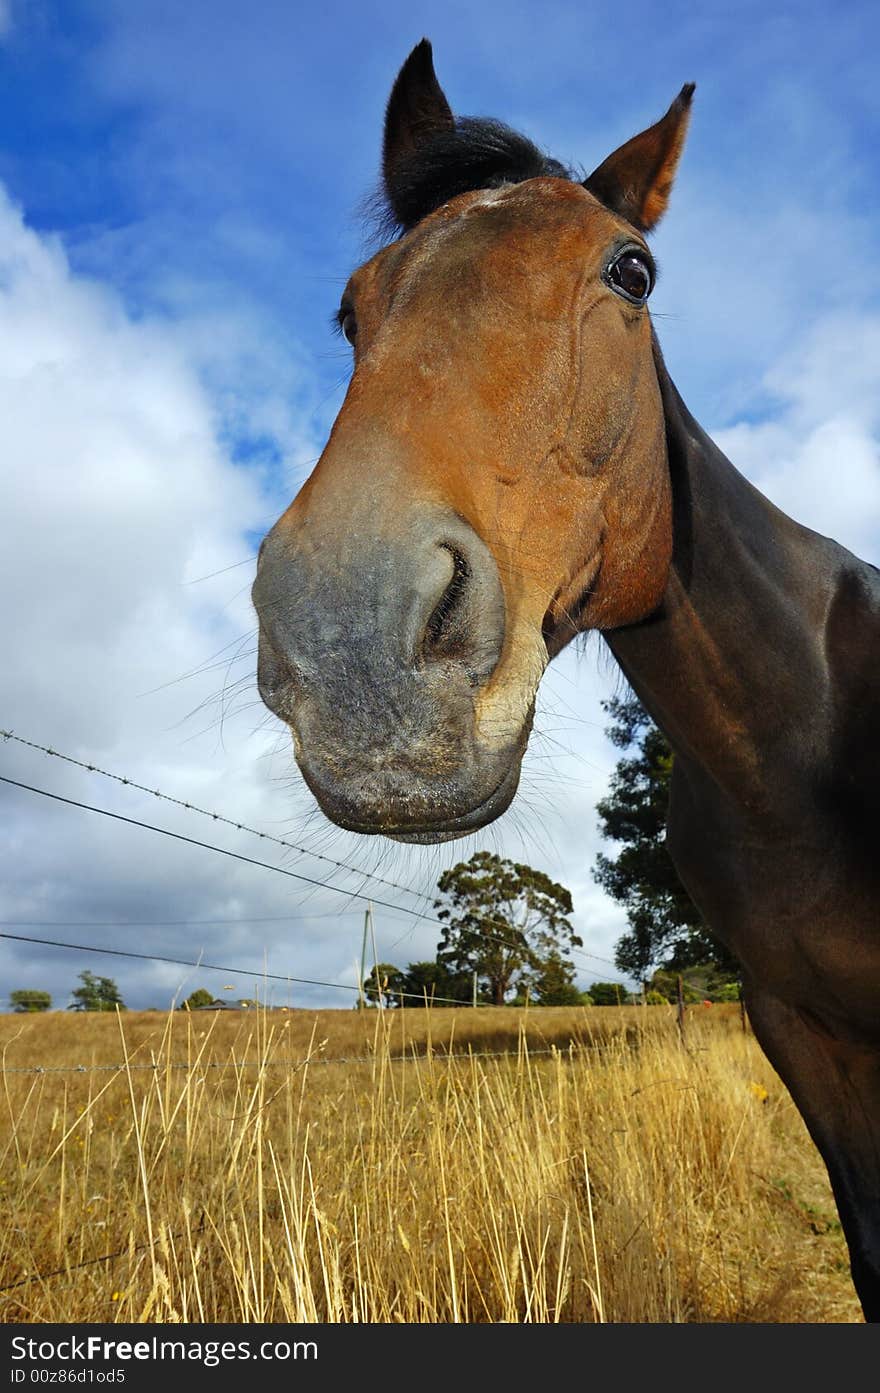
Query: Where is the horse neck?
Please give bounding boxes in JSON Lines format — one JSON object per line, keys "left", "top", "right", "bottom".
{"left": 604, "top": 349, "right": 840, "bottom": 813}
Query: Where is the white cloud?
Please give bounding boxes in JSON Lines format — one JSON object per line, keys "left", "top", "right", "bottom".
{"left": 713, "top": 312, "right": 880, "bottom": 564}
{"left": 0, "top": 184, "right": 381, "bottom": 1011}
{"left": 0, "top": 187, "right": 263, "bottom": 750}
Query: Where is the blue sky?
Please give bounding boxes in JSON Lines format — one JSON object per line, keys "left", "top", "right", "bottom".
{"left": 2, "top": 0, "right": 880, "bottom": 1012}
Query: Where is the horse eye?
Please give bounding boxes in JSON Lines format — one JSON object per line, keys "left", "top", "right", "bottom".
{"left": 607, "top": 250, "right": 654, "bottom": 305}
{"left": 341, "top": 311, "right": 357, "bottom": 346}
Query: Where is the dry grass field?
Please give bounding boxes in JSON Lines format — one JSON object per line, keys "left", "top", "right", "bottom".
{"left": 0, "top": 1002, "right": 862, "bottom": 1323}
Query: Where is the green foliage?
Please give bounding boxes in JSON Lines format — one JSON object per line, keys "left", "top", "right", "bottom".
{"left": 435, "top": 851, "right": 581, "bottom": 1006}
{"left": 649, "top": 970, "right": 699, "bottom": 1004}
{"left": 180, "top": 988, "right": 215, "bottom": 1011}
{"left": 396, "top": 961, "right": 475, "bottom": 1007}
{"left": 648, "top": 964, "right": 740, "bottom": 1004}
{"left": 363, "top": 963, "right": 408, "bottom": 1008}
{"left": 587, "top": 981, "right": 628, "bottom": 1006}
{"left": 10, "top": 989, "right": 52, "bottom": 1013}
{"left": 529, "top": 952, "right": 583, "bottom": 1006}
{"left": 68, "top": 970, "right": 126, "bottom": 1013}
{"left": 593, "top": 695, "right": 740, "bottom": 983}
{"left": 644, "top": 990, "right": 668, "bottom": 1005}
{"left": 361, "top": 961, "right": 476, "bottom": 1008}
{"left": 713, "top": 982, "right": 742, "bottom": 1003}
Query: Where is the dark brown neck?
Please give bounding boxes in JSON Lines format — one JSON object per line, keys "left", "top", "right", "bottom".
{"left": 604, "top": 349, "right": 843, "bottom": 816}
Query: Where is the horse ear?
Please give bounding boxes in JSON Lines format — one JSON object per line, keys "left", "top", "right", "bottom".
{"left": 383, "top": 39, "right": 455, "bottom": 199}
{"left": 583, "top": 84, "right": 695, "bottom": 233}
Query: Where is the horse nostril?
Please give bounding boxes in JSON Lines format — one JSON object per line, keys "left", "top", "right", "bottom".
{"left": 423, "top": 546, "right": 471, "bottom": 656}
{"left": 416, "top": 527, "right": 506, "bottom": 688}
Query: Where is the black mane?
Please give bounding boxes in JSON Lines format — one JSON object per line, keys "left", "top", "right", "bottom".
{"left": 381, "top": 116, "right": 572, "bottom": 235}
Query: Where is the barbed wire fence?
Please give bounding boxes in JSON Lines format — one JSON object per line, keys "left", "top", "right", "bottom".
{"left": 0, "top": 727, "right": 623, "bottom": 1012}
{"left": 0, "top": 722, "right": 630, "bottom": 1096}
{"left": 1, "top": 1027, "right": 642, "bottom": 1302}
{"left": 0, "top": 728, "right": 660, "bottom": 1310}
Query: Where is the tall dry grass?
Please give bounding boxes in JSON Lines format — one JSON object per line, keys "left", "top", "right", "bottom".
{"left": 0, "top": 1003, "right": 860, "bottom": 1323}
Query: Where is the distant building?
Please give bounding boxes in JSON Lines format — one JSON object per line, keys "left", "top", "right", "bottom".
{"left": 193, "top": 997, "right": 255, "bottom": 1011}
{"left": 191, "top": 998, "right": 297, "bottom": 1011}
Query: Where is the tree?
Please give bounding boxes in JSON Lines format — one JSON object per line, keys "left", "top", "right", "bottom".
{"left": 529, "top": 951, "right": 583, "bottom": 1006}
{"left": 593, "top": 696, "right": 739, "bottom": 984}
{"left": 10, "top": 989, "right": 52, "bottom": 1013}
{"left": 181, "top": 988, "right": 215, "bottom": 1011}
{"left": 68, "top": 971, "right": 126, "bottom": 1012}
{"left": 434, "top": 852, "right": 581, "bottom": 1006}
{"left": 362, "top": 961, "right": 477, "bottom": 1007}
{"left": 363, "top": 963, "right": 407, "bottom": 1008}
{"left": 588, "top": 981, "right": 629, "bottom": 1006}
{"left": 396, "top": 961, "right": 474, "bottom": 1007}
{"left": 649, "top": 964, "right": 741, "bottom": 1004}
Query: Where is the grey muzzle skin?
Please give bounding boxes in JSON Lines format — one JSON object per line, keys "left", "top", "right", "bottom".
{"left": 252, "top": 504, "right": 528, "bottom": 841}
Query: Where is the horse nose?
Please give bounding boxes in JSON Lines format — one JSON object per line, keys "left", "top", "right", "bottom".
{"left": 414, "top": 516, "right": 505, "bottom": 685}
{"left": 253, "top": 507, "right": 506, "bottom": 692}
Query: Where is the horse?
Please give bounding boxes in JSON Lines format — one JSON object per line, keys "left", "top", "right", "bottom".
{"left": 252, "top": 39, "right": 880, "bottom": 1320}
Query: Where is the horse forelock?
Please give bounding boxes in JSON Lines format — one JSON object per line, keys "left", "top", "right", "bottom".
{"left": 377, "top": 116, "right": 572, "bottom": 237}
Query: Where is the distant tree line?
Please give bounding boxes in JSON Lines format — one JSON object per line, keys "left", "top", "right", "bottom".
{"left": 9, "top": 970, "right": 127, "bottom": 1013}
{"left": 360, "top": 852, "right": 641, "bottom": 1008}
{"left": 360, "top": 851, "right": 590, "bottom": 1008}
{"left": 360, "top": 711, "right": 743, "bottom": 1011}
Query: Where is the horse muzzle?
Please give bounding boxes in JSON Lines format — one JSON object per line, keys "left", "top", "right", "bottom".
{"left": 252, "top": 503, "right": 529, "bottom": 840}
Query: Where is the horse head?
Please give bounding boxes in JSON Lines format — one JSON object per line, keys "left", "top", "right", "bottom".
{"left": 252, "top": 40, "right": 692, "bottom": 842}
